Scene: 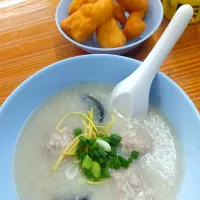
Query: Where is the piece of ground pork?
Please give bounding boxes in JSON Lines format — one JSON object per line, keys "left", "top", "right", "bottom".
{"left": 46, "top": 127, "right": 73, "bottom": 156}
{"left": 112, "top": 165, "right": 153, "bottom": 200}
{"left": 120, "top": 128, "right": 152, "bottom": 156}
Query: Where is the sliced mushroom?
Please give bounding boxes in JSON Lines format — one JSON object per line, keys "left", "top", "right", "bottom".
{"left": 81, "top": 93, "right": 106, "bottom": 123}
{"left": 73, "top": 195, "right": 90, "bottom": 200}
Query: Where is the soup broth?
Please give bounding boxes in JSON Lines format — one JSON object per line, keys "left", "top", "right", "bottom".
{"left": 14, "top": 84, "right": 182, "bottom": 200}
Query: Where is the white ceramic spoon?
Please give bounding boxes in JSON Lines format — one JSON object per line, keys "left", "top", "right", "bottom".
{"left": 110, "top": 4, "right": 193, "bottom": 118}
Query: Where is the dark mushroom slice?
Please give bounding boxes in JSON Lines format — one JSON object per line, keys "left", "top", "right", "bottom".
{"left": 53, "top": 195, "right": 89, "bottom": 200}
{"left": 81, "top": 94, "right": 106, "bottom": 124}
{"left": 74, "top": 195, "right": 90, "bottom": 200}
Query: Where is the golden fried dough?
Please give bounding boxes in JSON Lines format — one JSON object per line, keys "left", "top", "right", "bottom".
{"left": 117, "top": 0, "right": 148, "bottom": 14}
{"left": 61, "top": 4, "right": 97, "bottom": 43}
{"left": 113, "top": 2, "right": 127, "bottom": 26}
{"left": 97, "top": 18, "right": 126, "bottom": 48}
{"left": 68, "top": 0, "right": 98, "bottom": 15}
{"left": 91, "top": 0, "right": 113, "bottom": 26}
{"left": 123, "top": 11, "right": 146, "bottom": 40}
{"left": 61, "top": 0, "right": 113, "bottom": 43}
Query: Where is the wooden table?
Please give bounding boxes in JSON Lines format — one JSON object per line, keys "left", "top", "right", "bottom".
{"left": 1, "top": 0, "right": 200, "bottom": 110}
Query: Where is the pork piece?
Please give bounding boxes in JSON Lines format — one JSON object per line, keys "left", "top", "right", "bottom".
{"left": 112, "top": 165, "right": 153, "bottom": 200}
{"left": 46, "top": 127, "right": 73, "bottom": 156}
{"left": 120, "top": 128, "right": 152, "bottom": 156}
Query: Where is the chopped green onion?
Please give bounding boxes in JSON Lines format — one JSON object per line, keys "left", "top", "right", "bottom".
{"left": 85, "top": 139, "right": 91, "bottom": 145}
{"left": 111, "top": 147, "right": 117, "bottom": 156}
{"left": 76, "top": 149, "right": 81, "bottom": 158}
{"left": 98, "top": 157, "right": 106, "bottom": 165}
{"left": 79, "top": 136, "right": 87, "bottom": 144}
{"left": 89, "top": 139, "right": 96, "bottom": 145}
{"left": 101, "top": 137, "right": 110, "bottom": 144}
{"left": 97, "top": 134, "right": 110, "bottom": 144}
{"left": 128, "top": 157, "right": 133, "bottom": 162}
{"left": 91, "top": 141, "right": 99, "bottom": 150}
{"left": 101, "top": 168, "right": 111, "bottom": 178}
{"left": 83, "top": 169, "right": 93, "bottom": 179}
{"left": 106, "top": 158, "right": 113, "bottom": 168}
{"left": 124, "top": 157, "right": 133, "bottom": 168}
{"left": 96, "top": 139, "right": 111, "bottom": 152}
{"left": 79, "top": 141, "right": 86, "bottom": 149}
{"left": 123, "top": 160, "right": 130, "bottom": 169}
{"left": 110, "top": 140, "right": 118, "bottom": 146}
{"left": 112, "top": 157, "right": 122, "bottom": 169}
{"left": 131, "top": 150, "right": 139, "bottom": 159}
{"left": 118, "top": 156, "right": 127, "bottom": 167}
{"left": 97, "top": 133, "right": 105, "bottom": 137}
{"left": 79, "top": 152, "right": 87, "bottom": 160}
{"left": 93, "top": 150, "right": 100, "bottom": 158}
{"left": 89, "top": 152, "right": 94, "bottom": 159}
{"left": 110, "top": 134, "right": 121, "bottom": 145}
{"left": 73, "top": 128, "right": 83, "bottom": 137}
{"left": 91, "top": 161, "right": 101, "bottom": 178}
{"left": 97, "top": 148, "right": 108, "bottom": 157}
{"left": 82, "top": 155, "right": 93, "bottom": 170}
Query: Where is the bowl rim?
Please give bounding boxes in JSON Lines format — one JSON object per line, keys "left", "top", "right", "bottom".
{"left": 55, "top": 0, "right": 164, "bottom": 52}
{"left": 1, "top": 54, "right": 199, "bottom": 120}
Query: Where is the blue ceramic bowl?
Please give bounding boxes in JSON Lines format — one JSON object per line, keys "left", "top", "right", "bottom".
{"left": 55, "top": 0, "right": 163, "bottom": 54}
{"left": 0, "top": 55, "right": 200, "bottom": 199}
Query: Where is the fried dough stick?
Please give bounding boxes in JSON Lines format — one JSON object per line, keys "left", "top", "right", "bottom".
{"left": 97, "top": 18, "right": 126, "bottom": 48}
{"left": 61, "top": 0, "right": 113, "bottom": 43}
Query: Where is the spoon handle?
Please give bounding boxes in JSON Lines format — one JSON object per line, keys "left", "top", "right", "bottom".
{"left": 136, "top": 4, "right": 193, "bottom": 81}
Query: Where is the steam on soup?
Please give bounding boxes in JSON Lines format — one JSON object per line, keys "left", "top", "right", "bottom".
{"left": 14, "top": 84, "right": 181, "bottom": 200}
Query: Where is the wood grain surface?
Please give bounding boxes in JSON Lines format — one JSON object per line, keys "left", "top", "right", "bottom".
{"left": 0, "top": 0, "right": 200, "bottom": 111}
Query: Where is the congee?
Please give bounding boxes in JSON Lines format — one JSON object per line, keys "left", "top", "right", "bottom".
{"left": 14, "top": 84, "right": 182, "bottom": 200}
